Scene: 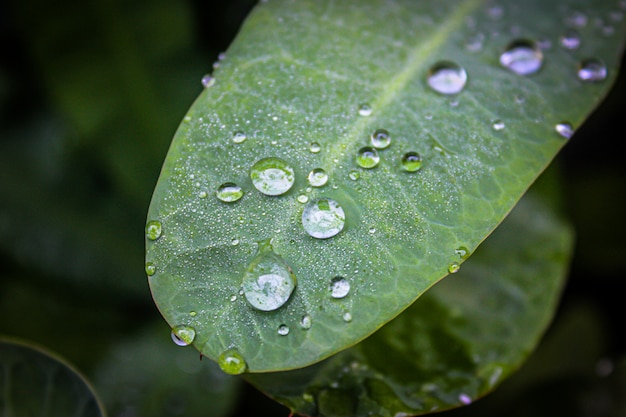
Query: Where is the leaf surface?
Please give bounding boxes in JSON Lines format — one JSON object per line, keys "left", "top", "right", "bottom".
{"left": 146, "top": 0, "right": 624, "bottom": 372}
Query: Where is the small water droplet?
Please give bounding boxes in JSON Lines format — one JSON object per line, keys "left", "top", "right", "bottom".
{"left": 492, "top": 120, "right": 505, "bottom": 131}
{"left": 577, "top": 58, "right": 607, "bottom": 82}
{"left": 459, "top": 393, "right": 472, "bottom": 405}
{"left": 427, "top": 61, "right": 468, "bottom": 95}
{"left": 349, "top": 170, "right": 360, "bottom": 181}
{"left": 297, "top": 194, "right": 309, "bottom": 204}
{"left": 455, "top": 246, "right": 470, "bottom": 259}
{"left": 216, "top": 182, "right": 244, "bottom": 202}
{"left": 368, "top": 227, "right": 376, "bottom": 234}
{"left": 277, "top": 324, "right": 290, "bottom": 336}
{"left": 198, "top": 190, "right": 208, "bottom": 199}
{"left": 356, "top": 147, "right": 380, "bottom": 169}
{"left": 201, "top": 74, "right": 215, "bottom": 88}
{"left": 230, "top": 294, "right": 237, "bottom": 302}
{"left": 555, "top": 122, "right": 574, "bottom": 139}
{"left": 145, "top": 262, "right": 156, "bottom": 276}
{"left": 242, "top": 240, "right": 296, "bottom": 311}
{"left": 342, "top": 312, "right": 353, "bottom": 322}
{"left": 250, "top": 157, "right": 295, "bottom": 196}
{"left": 189, "top": 311, "right": 197, "bottom": 317}
{"left": 448, "top": 263, "right": 461, "bottom": 274}
{"left": 370, "top": 128, "right": 391, "bottom": 149}
{"left": 308, "top": 168, "right": 329, "bottom": 187}
{"left": 500, "top": 40, "right": 543, "bottom": 75}
{"left": 330, "top": 276, "right": 350, "bottom": 298}
{"left": 401, "top": 152, "right": 423, "bottom": 172}
{"left": 465, "top": 33, "right": 485, "bottom": 52}
{"left": 233, "top": 131, "right": 247, "bottom": 143}
{"left": 171, "top": 325, "right": 195, "bottom": 346}
{"left": 302, "top": 198, "right": 346, "bottom": 239}
{"left": 309, "top": 142, "right": 321, "bottom": 153}
{"left": 218, "top": 349, "right": 247, "bottom": 375}
{"left": 231, "top": 238, "right": 240, "bottom": 246}
{"left": 560, "top": 29, "right": 581, "bottom": 50}
{"left": 300, "top": 314, "right": 312, "bottom": 330}
{"left": 358, "top": 104, "right": 373, "bottom": 116}
{"left": 565, "top": 10, "right": 587, "bottom": 27}
{"left": 145, "top": 220, "right": 162, "bottom": 241}
{"left": 486, "top": 4, "right": 503, "bottom": 19}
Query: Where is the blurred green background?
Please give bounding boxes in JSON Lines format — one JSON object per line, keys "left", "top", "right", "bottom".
{"left": 1, "top": 0, "right": 625, "bottom": 416}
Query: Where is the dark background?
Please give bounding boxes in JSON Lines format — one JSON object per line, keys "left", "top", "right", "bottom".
{"left": 1, "top": 0, "right": 624, "bottom": 416}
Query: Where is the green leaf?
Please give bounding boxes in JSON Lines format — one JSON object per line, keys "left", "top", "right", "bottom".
{"left": 146, "top": 0, "right": 624, "bottom": 372}
{"left": 0, "top": 338, "right": 105, "bottom": 417}
{"left": 246, "top": 184, "right": 573, "bottom": 416}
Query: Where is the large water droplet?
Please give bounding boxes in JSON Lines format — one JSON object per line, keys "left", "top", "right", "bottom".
{"left": 401, "top": 152, "right": 422, "bottom": 172}
{"left": 577, "top": 58, "right": 608, "bottom": 82}
{"left": 370, "top": 129, "right": 391, "bottom": 149}
{"left": 555, "top": 122, "right": 574, "bottom": 139}
{"left": 308, "top": 168, "right": 329, "bottom": 187}
{"left": 427, "top": 61, "right": 468, "bottom": 95}
{"left": 250, "top": 157, "right": 295, "bottom": 196}
{"left": 500, "top": 40, "right": 543, "bottom": 75}
{"left": 233, "top": 131, "right": 247, "bottom": 143}
{"left": 218, "top": 349, "right": 247, "bottom": 375}
{"left": 242, "top": 240, "right": 296, "bottom": 311}
{"left": 216, "top": 182, "right": 244, "bottom": 202}
{"left": 171, "top": 325, "right": 195, "bottom": 346}
{"left": 302, "top": 198, "right": 346, "bottom": 239}
{"left": 330, "top": 276, "right": 350, "bottom": 298}
{"left": 560, "top": 29, "right": 581, "bottom": 50}
{"left": 356, "top": 147, "right": 380, "bottom": 169}
{"left": 358, "top": 104, "right": 373, "bottom": 116}
{"left": 145, "top": 220, "right": 162, "bottom": 241}
{"left": 201, "top": 74, "right": 215, "bottom": 88}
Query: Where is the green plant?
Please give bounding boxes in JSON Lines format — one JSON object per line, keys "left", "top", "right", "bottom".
{"left": 1, "top": 0, "right": 625, "bottom": 416}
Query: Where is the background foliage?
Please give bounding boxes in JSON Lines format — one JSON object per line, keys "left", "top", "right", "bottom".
{"left": 1, "top": 0, "right": 625, "bottom": 416}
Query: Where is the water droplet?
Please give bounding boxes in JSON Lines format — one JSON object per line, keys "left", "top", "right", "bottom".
{"left": 465, "top": 33, "right": 485, "bottom": 52}
{"left": 448, "top": 263, "right": 461, "bottom": 274}
{"left": 500, "top": 40, "right": 543, "bottom": 75}
{"left": 189, "top": 311, "right": 197, "bottom": 317}
{"left": 342, "top": 312, "right": 353, "bottom": 322}
{"left": 308, "top": 168, "right": 329, "bottom": 187}
{"left": 201, "top": 74, "right": 215, "bottom": 88}
{"left": 577, "top": 58, "right": 607, "bottom": 82}
{"left": 231, "top": 238, "right": 240, "bottom": 246}
{"left": 427, "top": 61, "right": 468, "bottom": 95}
{"left": 401, "top": 152, "right": 423, "bottom": 172}
{"left": 300, "top": 314, "right": 312, "bottom": 330}
{"left": 356, "top": 147, "right": 380, "bottom": 169}
{"left": 555, "top": 122, "right": 574, "bottom": 139}
{"left": 358, "top": 104, "right": 373, "bottom": 116}
{"left": 330, "top": 276, "right": 350, "bottom": 298}
{"left": 216, "top": 182, "right": 244, "bottom": 202}
{"left": 486, "top": 4, "right": 503, "bottom": 19}
{"left": 370, "top": 129, "right": 391, "bottom": 149}
{"left": 297, "top": 194, "right": 309, "bottom": 204}
{"left": 368, "top": 227, "right": 376, "bottom": 234}
{"left": 309, "top": 142, "right": 321, "bottom": 153}
{"left": 242, "top": 240, "right": 296, "bottom": 311}
{"left": 459, "top": 393, "right": 472, "bottom": 405}
{"left": 565, "top": 10, "right": 588, "bottom": 28}
{"left": 250, "top": 157, "right": 295, "bottom": 196}
{"left": 349, "top": 170, "right": 360, "bottom": 181}
{"left": 455, "top": 246, "right": 470, "bottom": 259}
{"left": 198, "top": 191, "right": 208, "bottom": 199}
{"left": 171, "top": 325, "right": 196, "bottom": 346}
{"left": 145, "top": 262, "right": 156, "bottom": 276}
{"left": 302, "top": 198, "right": 346, "bottom": 239}
{"left": 218, "top": 349, "right": 247, "bottom": 375}
{"left": 492, "top": 120, "right": 505, "bottom": 131}
{"left": 145, "top": 220, "right": 162, "bottom": 241}
{"left": 233, "top": 131, "right": 247, "bottom": 143}
{"left": 560, "top": 29, "right": 581, "bottom": 50}
{"left": 230, "top": 294, "right": 237, "bottom": 302}
{"left": 277, "top": 324, "right": 290, "bottom": 336}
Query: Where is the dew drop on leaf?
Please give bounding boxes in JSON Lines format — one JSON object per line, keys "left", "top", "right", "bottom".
{"left": 492, "top": 120, "right": 506, "bottom": 131}
{"left": 358, "top": 103, "right": 373, "bottom": 116}
{"left": 577, "top": 58, "right": 608, "bottom": 82}
{"left": 330, "top": 276, "right": 350, "bottom": 299}
{"left": 499, "top": 39, "right": 543, "bottom": 75}
{"left": 401, "top": 151, "right": 423, "bottom": 172}
{"left": 297, "top": 194, "right": 309, "bottom": 204}
{"left": 277, "top": 324, "right": 290, "bottom": 336}
{"left": 171, "top": 325, "right": 196, "bottom": 346}
{"left": 232, "top": 131, "right": 247, "bottom": 143}
{"left": 560, "top": 29, "right": 581, "bottom": 50}
{"left": 216, "top": 182, "right": 244, "bottom": 202}
{"left": 455, "top": 246, "right": 470, "bottom": 259}
{"left": 218, "top": 349, "right": 247, "bottom": 375}
{"left": 250, "top": 157, "right": 295, "bottom": 196}
{"left": 242, "top": 240, "right": 297, "bottom": 311}
{"left": 145, "top": 220, "right": 162, "bottom": 241}
{"left": 564, "top": 10, "right": 588, "bottom": 28}
{"left": 145, "top": 262, "right": 156, "bottom": 276}
{"left": 448, "top": 263, "right": 461, "bottom": 274}
{"left": 302, "top": 198, "right": 346, "bottom": 239}
{"left": 201, "top": 74, "right": 215, "bottom": 88}
{"left": 426, "top": 61, "right": 468, "bottom": 95}
{"left": 300, "top": 314, "right": 312, "bottom": 330}
{"left": 309, "top": 142, "right": 321, "bottom": 153}
{"left": 356, "top": 147, "right": 380, "bottom": 169}
{"left": 342, "top": 312, "right": 353, "bottom": 322}
{"left": 555, "top": 122, "right": 575, "bottom": 138}
{"left": 348, "top": 169, "right": 360, "bottom": 180}
{"left": 370, "top": 128, "right": 391, "bottom": 149}
{"left": 308, "top": 168, "right": 329, "bottom": 187}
